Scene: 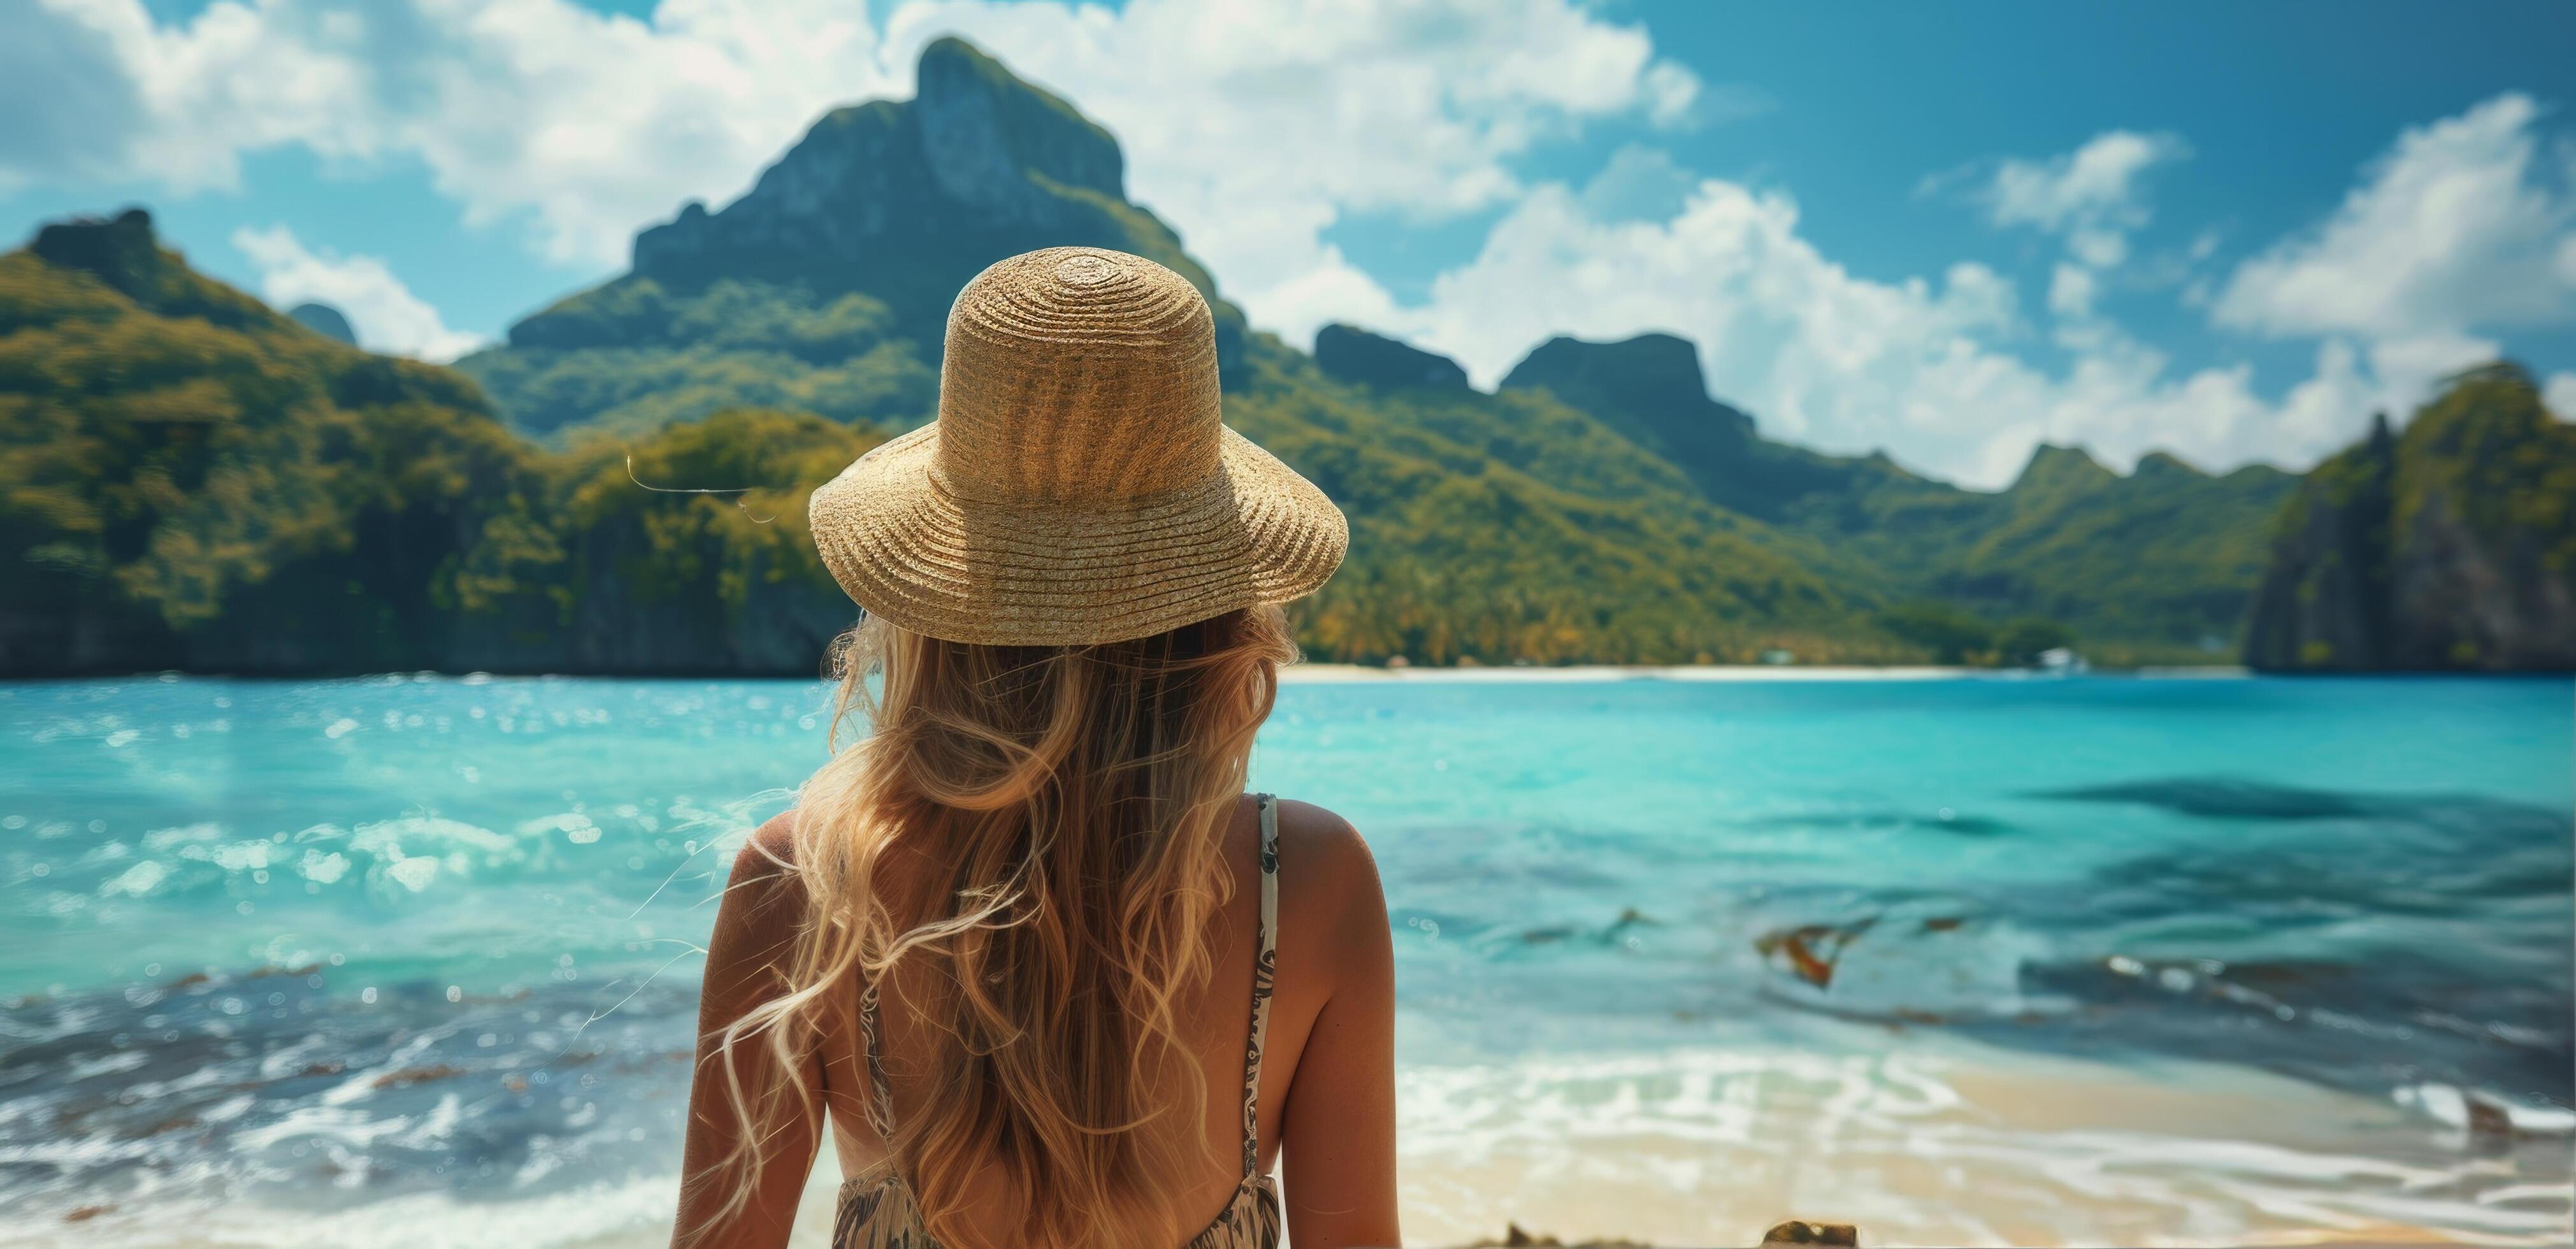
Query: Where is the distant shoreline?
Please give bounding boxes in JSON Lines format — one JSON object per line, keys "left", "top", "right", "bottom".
{"left": 1279, "top": 663, "right": 2252, "bottom": 683}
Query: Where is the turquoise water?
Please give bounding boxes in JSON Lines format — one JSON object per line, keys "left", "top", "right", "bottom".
{"left": 3, "top": 674, "right": 2570, "bottom": 1245}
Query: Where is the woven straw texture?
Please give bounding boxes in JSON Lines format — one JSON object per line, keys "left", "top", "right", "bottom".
{"left": 810, "top": 248, "right": 1348, "bottom": 646}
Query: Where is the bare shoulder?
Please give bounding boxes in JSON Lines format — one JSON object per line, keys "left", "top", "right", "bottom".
{"left": 728, "top": 810, "right": 800, "bottom": 881}
{"left": 1267, "top": 798, "right": 1388, "bottom": 952}
{"left": 1269, "top": 798, "right": 1378, "bottom": 891}
{"left": 716, "top": 811, "right": 807, "bottom": 937}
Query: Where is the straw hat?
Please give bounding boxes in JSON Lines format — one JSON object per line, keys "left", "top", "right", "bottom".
{"left": 809, "top": 247, "right": 1348, "bottom": 646}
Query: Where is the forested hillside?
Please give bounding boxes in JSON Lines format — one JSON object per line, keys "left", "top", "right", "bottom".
{"left": 2246, "top": 364, "right": 2574, "bottom": 671}
{"left": 8, "top": 38, "right": 2521, "bottom": 676}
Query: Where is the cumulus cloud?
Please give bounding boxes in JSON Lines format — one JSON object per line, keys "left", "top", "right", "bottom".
{"left": 1953, "top": 129, "right": 2196, "bottom": 352}
{"left": 2547, "top": 371, "right": 2576, "bottom": 420}
{"left": 2214, "top": 94, "right": 2576, "bottom": 342}
{"left": 232, "top": 225, "right": 484, "bottom": 361}
{"left": 29, "top": 0, "right": 385, "bottom": 192}
{"left": 24, "top": 0, "right": 905, "bottom": 263}
{"left": 2199, "top": 93, "right": 2576, "bottom": 444}
{"left": 17, "top": 0, "right": 1704, "bottom": 316}
{"left": 1381, "top": 174, "right": 2390, "bottom": 488}
{"left": 1980, "top": 129, "right": 2191, "bottom": 240}
{"left": 890, "top": 0, "right": 1704, "bottom": 346}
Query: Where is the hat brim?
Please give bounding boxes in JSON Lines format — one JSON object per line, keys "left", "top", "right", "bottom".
{"left": 810, "top": 422, "right": 1348, "bottom": 646}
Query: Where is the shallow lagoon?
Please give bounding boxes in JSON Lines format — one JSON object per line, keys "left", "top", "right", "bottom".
{"left": 3, "top": 674, "right": 2569, "bottom": 1245}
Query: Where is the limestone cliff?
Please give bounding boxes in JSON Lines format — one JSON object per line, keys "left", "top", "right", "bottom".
{"left": 2247, "top": 365, "right": 2576, "bottom": 671}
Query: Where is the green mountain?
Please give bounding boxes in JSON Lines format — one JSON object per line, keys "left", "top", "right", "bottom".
{"left": 2245, "top": 365, "right": 2574, "bottom": 671}
{"left": 0, "top": 208, "right": 887, "bottom": 676}
{"left": 3, "top": 38, "right": 2474, "bottom": 675}
{"left": 1233, "top": 334, "right": 1892, "bottom": 664}
{"left": 0, "top": 208, "right": 533, "bottom": 673}
{"left": 454, "top": 36, "right": 1244, "bottom": 440}
{"left": 447, "top": 36, "right": 2302, "bottom": 665}
{"left": 1493, "top": 329, "right": 2298, "bottom": 656}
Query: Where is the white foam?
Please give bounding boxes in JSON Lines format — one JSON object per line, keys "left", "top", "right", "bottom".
{"left": 98, "top": 860, "right": 166, "bottom": 897}
{"left": 1390, "top": 1042, "right": 2575, "bottom": 1246}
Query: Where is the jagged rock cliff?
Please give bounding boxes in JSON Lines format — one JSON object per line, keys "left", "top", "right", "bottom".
{"left": 2247, "top": 365, "right": 2576, "bottom": 671}
{"left": 459, "top": 36, "right": 1248, "bottom": 437}
{"left": 1313, "top": 324, "right": 1469, "bottom": 391}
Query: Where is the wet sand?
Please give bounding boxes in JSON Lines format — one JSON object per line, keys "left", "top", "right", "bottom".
{"left": 1379, "top": 1039, "right": 2568, "bottom": 1248}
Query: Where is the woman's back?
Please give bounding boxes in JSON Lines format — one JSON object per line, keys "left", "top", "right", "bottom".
{"left": 815, "top": 793, "right": 1393, "bottom": 1248}
{"left": 685, "top": 791, "right": 1395, "bottom": 1249}
{"left": 674, "top": 250, "right": 1392, "bottom": 1248}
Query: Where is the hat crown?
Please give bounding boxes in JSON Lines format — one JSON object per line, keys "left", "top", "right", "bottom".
{"left": 934, "top": 248, "right": 1221, "bottom": 506}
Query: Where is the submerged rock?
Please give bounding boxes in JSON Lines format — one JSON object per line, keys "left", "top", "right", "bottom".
{"left": 1760, "top": 1220, "right": 1859, "bottom": 1246}
{"left": 1754, "top": 919, "right": 1876, "bottom": 989}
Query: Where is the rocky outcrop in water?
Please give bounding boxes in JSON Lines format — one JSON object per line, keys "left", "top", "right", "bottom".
{"left": 2246, "top": 365, "right": 2576, "bottom": 671}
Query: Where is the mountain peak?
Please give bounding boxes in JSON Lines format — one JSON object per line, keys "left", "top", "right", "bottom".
{"left": 2009, "top": 443, "right": 2116, "bottom": 493}
{"left": 1314, "top": 324, "right": 1469, "bottom": 392}
{"left": 2132, "top": 450, "right": 2210, "bottom": 480}
{"left": 622, "top": 36, "right": 1142, "bottom": 292}
{"left": 29, "top": 208, "right": 169, "bottom": 305}
{"left": 914, "top": 36, "right": 1123, "bottom": 203}
{"left": 1499, "top": 333, "right": 1754, "bottom": 442}
{"left": 1502, "top": 332, "right": 1709, "bottom": 412}
{"left": 288, "top": 301, "right": 357, "bottom": 345}
{"left": 22, "top": 206, "right": 281, "bottom": 333}
{"left": 476, "top": 40, "right": 1249, "bottom": 430}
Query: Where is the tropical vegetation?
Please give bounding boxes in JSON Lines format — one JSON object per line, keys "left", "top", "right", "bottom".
{"left": 6, "top": 38, "right": 2562, "bottom": 676}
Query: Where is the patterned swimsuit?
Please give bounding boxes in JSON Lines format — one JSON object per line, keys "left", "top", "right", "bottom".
{"left": 831, "top": 794, "right": 1285, "bottom": 1249}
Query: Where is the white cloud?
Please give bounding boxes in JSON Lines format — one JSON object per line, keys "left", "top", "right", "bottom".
{"left": 1376, "top": 94, "right": 2576, "bottom": 486}
{"left": 18, "top": 0, "right": 1705, "bottom": 322}
{"left": 1981, "top": 130, "right": 2191, "bottom": 238}
{"left": 1942, "top": 129, "right": 2198, "bottom": 357}
{"left": 31, "top": 0, "right": 385, "bottom": 191}
{"left": 2213, "top": 93, "right": 2576, "bottom": 341}
{"left": 1382, "top": 176, "right": 2391, "bottom": 488}
{"left": 2545, "top": 372, "right": 2576, "bottom": 420}
{"left": 2047, "top": 262, "right": 2097, "bottom": 319}
{"left": 1577, "top": 144, "right": 1699, "bottom": 224}
{"left": 231, "top": 224, "right": 484, "bottom": 361}
{"left": 886, "top": 0, "right": 1706, "bottom": 347}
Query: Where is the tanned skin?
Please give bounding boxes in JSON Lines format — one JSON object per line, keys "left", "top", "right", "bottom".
{"left": 674, "top": 795, "right": 1400, "bottom": 1248}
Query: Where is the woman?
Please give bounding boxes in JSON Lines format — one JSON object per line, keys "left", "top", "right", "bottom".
{"left": 674, "top": 248, "right": 1399, "bottom": 1249}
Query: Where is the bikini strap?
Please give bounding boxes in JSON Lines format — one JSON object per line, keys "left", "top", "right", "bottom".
{"left": 857, "top": 980, "right": 896, "bottom": 1142}
{"left": 1239, "top": 793, "right": 1280, "bottom": 1179}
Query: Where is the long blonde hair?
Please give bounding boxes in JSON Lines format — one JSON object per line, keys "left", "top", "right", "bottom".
{"left": 701, "top": 603, "right": 1298, "bottom": 1246}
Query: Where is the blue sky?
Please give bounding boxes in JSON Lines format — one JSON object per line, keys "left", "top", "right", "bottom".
{"left": 7, "top": 0, "right": 2573, "bottom": 486}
